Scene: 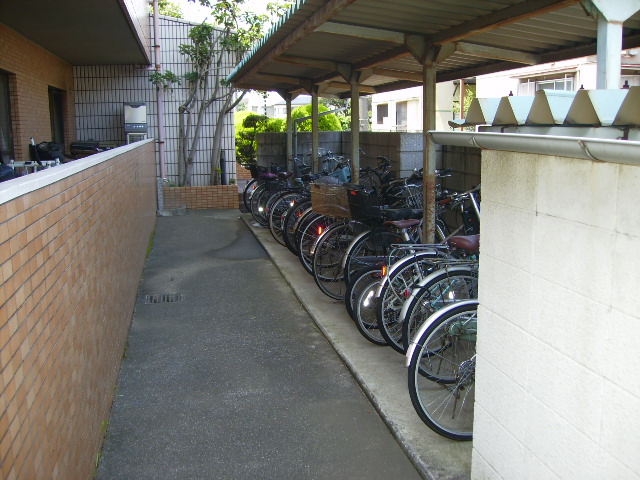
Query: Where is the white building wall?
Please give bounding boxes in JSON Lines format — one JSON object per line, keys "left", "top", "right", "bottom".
{"left": 371, "top": 82, "right": 455, "bottom": 132}
{"left": 474, "top": 150, "right": 640, "bottom": 479}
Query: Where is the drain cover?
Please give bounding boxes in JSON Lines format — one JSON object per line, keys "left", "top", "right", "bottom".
{"left": 144, "top": 293, "right": 184, "bottom": 304}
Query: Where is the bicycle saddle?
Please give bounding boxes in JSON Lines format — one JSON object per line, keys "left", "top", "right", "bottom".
{"left": 448, "top": 234, "right": 480, "bottom": 253}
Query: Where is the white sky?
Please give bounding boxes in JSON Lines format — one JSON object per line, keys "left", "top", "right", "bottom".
{"left": 179, "top": 0, "right": 275, "bottom": 23}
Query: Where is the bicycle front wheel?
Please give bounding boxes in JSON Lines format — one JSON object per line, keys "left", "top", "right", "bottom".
{"left": 407, "top": 300, "right": 478, "bottom": 441}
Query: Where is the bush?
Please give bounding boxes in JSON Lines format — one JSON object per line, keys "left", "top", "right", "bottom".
{"left": 291, "top": 104, "right": 342, "bottom": 131}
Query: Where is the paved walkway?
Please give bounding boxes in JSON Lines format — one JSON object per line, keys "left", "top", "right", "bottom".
{"left": 95, "top": 210, "right": 424, "bottom": 480}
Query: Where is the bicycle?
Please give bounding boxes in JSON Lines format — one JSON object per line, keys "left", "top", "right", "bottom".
{"left": 406, "top": 299, "right": 478, "bottom": 441}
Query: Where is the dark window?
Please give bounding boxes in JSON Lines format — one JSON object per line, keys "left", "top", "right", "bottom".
{"left": 376, "top": 103, "right": 388, "bottom": 124}
{"left": 0, "top": 71, "right": 14, "bottom": 164}
{"left": 49, "top": 87, "right": 66, "bottom": 144}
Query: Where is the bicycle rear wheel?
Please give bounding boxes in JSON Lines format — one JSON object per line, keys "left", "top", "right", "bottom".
{"left": 376, "top": 252, "right": 442, "bottom": 354}
{"left": 269, "top": 192, "right": 305, "bottom": 246}
{"left": 345, "top": 265, "right": 384, "bottom": 321}
{"left": 407, "top": 300, "right": 477, "bottom": 441}
{"left": 354, "top": 275, "right": 387, "bottom": 345}
{"left": 342, "top": 229, "right": 404, "bottom": 287}
{"left": 401, "top": 267, "right": 478, "bottom": 352}
{"left": 282, "top": 199, "right": 312, "bottom": 255}
{"left": 312, "top": 222, "right": 357, "bottom": 300}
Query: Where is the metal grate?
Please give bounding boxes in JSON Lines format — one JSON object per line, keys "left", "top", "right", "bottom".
{"left": 144, "top": 293, "right": 184, "bottom": 304}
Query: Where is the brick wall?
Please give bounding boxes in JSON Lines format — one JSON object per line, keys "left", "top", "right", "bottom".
{"left": 0, "top": 24, "right": 75, "bottom": 163}
{"left": 473, "top": 151, "right": 640, "bottom": 479}
{"left": 0, "top": 141, "right": 156, "bottom": 479}
{"left": 163, "top": 185, "right": 239, "bottom": 210}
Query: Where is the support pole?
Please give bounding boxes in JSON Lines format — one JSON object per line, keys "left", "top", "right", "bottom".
{"left": 311, "top": 86, "right": 319, "bottom": 173}
{"left": 586, "top": 0, "right": 640, "bottom": 89}
{"left": 422, "top": 58, "right": 437, "bottom": 243}
{"left": 285, "top": 94, "right": 293, "bottom": 172}
{"left": 596, "top": 17, "right": 623, "bottom": 89}
{"left": 350, "top": 79, "right": 361, "bottom": 185}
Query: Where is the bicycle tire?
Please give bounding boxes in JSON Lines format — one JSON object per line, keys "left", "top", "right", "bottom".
{"left": 407, "top": 300, "right": 478, "bottom": 441}
{"left": 282, "top": 199, "right": 312, "bottom": 255}
{"left": 354, "top": 276, "right": 388, "bottom": 345}
{"left": 342, "top": 228, "right": 404, "bottom": 286}
{"left": 375, "top": 252, "right": 443, "bottom": 354}
{"left": 268, "top": 191, "right": 304, "bottom": 246}
{"left": 254, "top": 182, "right": 284, "bottom": 227}
{"left": 401, "top": 267, "right": 478, "bottom": 352}
{"left": 345, "top": 265, "right": 384, "bottom": 321}
{"left": 312, "top": 222, "right": 358, "bottom": 300}
{"left": 297, "top": 214, "right": 336, "bottom": 275}
{"left": 242, "top": 178, "right": 258, "bottom": 212}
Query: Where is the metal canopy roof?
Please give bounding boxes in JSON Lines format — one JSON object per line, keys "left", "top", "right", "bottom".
{"left": 0, "top": 0, "right": 150, "bottom": 65}
{"left": 227, "top": 0, "right": 640, "bottom": 97}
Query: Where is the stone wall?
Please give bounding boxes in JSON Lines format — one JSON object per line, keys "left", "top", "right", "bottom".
{"left": 473, "top": 150, "right": 640, "bottom": 479}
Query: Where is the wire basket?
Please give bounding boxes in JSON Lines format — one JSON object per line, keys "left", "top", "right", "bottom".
{"left": 311, "top": 183, "right": 351, "bottom": 218}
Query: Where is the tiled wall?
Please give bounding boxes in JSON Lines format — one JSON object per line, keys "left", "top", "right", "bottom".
{"left": 0, "top": 24, "right": 75, "bottom": 163}
{"left": 473, "top": 151, "right": 640, "bottom": 479}
{"left": 73, "top": 16, "right": 237, "bottom": 187}
{"left": 0, "top": 141, "right": 156, "bottom": 479}
{"left": 163, "top": 185, "right": 238, "bottom": 210}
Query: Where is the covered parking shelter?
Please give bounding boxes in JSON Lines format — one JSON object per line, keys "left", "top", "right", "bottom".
{"left": 228, "top": 2, "right": 640, "bottom": 480}
{"left": 228, "top": 0, "right": 640, "bottom": 239}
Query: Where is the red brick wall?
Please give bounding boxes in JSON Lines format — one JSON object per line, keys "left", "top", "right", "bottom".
{"left": 0, "top": 141, "right": 157, "bottom": 479}
{"left": 163, "top": 185, "right": 239, "bottom": 210}
{"left": 0, "top": 24, "right": 76, "bottom": 163}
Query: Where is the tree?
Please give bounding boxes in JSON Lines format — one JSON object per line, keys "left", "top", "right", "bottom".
{"left": 291, "top": 104, "right": 343, "bottom": 132}
{"left": 157, "top": 0, "right": 183, "bottom": 18}
{"left": 235, "top": 112, "right": 284, "bottom": 165}
{"left": 150, "top": 0, "right": 285, "bottom": 186}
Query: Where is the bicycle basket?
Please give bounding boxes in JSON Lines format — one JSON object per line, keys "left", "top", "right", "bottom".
{"left": 310, "top": 183, "right": 351, "bottom": 218}
{"left": 346, "top": 186, "right": 385, "bottom": 222}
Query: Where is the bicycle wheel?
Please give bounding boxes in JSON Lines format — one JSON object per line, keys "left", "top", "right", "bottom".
{"left": 345, "top": 265, "right": 384, "bottom": 321}
{"left": 269, "top": 192, "right": 304, "bottom": 246}
{"left": 401, "top": 267, "right": 478, "bottom": 352}
{"left": 376, "top": 252, "right": 443, "bottom": 354}
{"left": 297, "top": 214, "right": 335, "bottom": 275}
{"left": 312, "top": 222, "right": 358, "bottom": 300}
{"left": 283, "top": 199, "right": 312, "bottom": 255}
{"left": 342, "top": 228, "right": 404, "bottom": 287}
{"left": 254, "top": 182, "right": 284, "bottom": 227}
{"left": 407, "top": 300, "right": 478, "bottom": 441}
{"left": 354, "top": 276, "right": 388, "bottom": 345}
{"left": 242, "top": 178, "right": 258, "bottom": 212}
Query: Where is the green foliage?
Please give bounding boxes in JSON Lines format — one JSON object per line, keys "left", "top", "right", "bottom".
{"left": 149, "top": 71, "right": 181, "bottom": 89}
{"left": 452, "top": 84, "right": 476, "bottom": 118}
{"left": 320, "top": 97, "right": 350, "bottom": 130}
{"left": 157, "top": 0, "right": 183, "bottom": 18}
{"left": 291, "top": 104, "right": 342, "bottom": 131}
{"left": 235, "top": 112, "right": 285, "bottom": 164}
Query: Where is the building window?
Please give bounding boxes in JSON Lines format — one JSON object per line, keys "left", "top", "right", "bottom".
{"left": 376, "top": 103, "right": 388, "bottom": 124}
{"left": 518, "top": 74, "right": 575, "bottom": 96}
{"left": 396, "top": 101, "right": 408, "bottom": 129}
{"left": 49, "top": 87, "right": 66, "bottom": 144}
{"left": 0, "top": 71, "right": 14, "bottom": 164}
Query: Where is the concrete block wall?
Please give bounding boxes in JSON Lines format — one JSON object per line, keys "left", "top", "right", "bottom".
{"left": 256, "top": 132, "right": 475, "bottom": 183}
{"left": 0, "top": 24, "right": 75, "bottom": 163}
{"left": 474, "top": 150, "right": 640, "bottom": 479}
{"left": 0, "top": 141, "right": 157, "bottom": 479}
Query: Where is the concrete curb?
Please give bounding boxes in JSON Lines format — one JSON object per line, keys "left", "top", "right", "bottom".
{"left": 242, "top": 215, "right": 472, "bottom": 480}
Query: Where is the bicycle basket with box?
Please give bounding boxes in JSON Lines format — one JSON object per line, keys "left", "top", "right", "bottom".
{"left": 346, "top": 185, "right": 386, "bottom": 222}
{"left": 310, "top": 182, "right": 351, "bottom": 218}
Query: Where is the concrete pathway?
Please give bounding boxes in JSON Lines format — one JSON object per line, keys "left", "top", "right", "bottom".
{"left": 95, "top": 210, "right": 423, "bottom": 480}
